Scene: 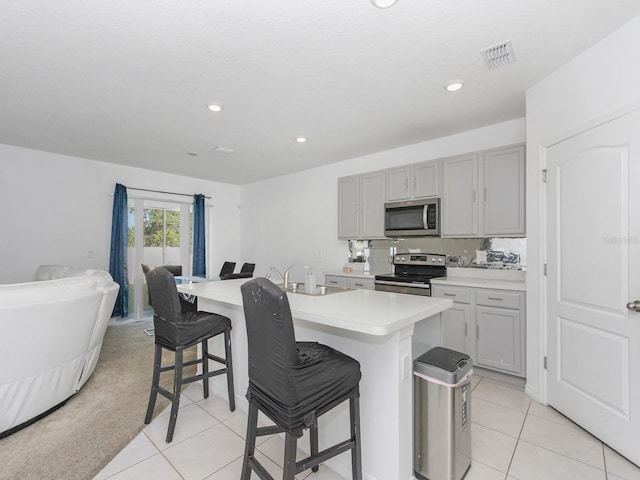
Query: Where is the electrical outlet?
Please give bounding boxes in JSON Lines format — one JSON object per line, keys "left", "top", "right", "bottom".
{"left": 318, "top": 249, "right": 323, "bottom": 258}
{"left": 88, "top": 249, "right": 95, "bottom": 258}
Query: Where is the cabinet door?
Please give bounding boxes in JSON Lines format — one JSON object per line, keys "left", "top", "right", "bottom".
{"left": 483, "top": 145, "right": 525, "bottom": 236}
{"left": 413, "top": 160, "right": 439, "bottom": 198}
{"left": 475, "top": 306, "right": 522, "bottom": 375}
{"left": 386, "top": 166, "right": 411, "bottom": 202}
{"left": 442, "top": 154, "right": 479, "bottom": 237}
{"left": 324, "top": 275, "right": 347, "bottom": 287}
{"left": 360, "top": 172, "right": 385, "bottom": 239}
{"left": 432, "top": 284, "right": 472, "bottom": 304}
{"left": 338, "top": 176, "right": 359, "bottom": 239}
{"left": 348, "top": 277, "right": 374, "bottom": 290}
{"left": 441, "top": 302, "right": 471, "bottom": 355}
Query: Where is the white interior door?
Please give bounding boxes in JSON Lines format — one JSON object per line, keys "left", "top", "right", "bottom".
{"left": 546, "top": 108, "right": 640, "bottom": 465}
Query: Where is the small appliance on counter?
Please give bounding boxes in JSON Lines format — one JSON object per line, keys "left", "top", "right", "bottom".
{"left": 374, "top": 253, "right": 447, "bottom": 296}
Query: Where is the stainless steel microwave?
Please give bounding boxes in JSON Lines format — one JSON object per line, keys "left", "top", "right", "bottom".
{"left": 384, "top": 198, "right": 441, "bottom": 237}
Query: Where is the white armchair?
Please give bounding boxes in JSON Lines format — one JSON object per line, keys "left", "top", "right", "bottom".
{"left": 0, "top": 266, "right": 119, "bottom": 436}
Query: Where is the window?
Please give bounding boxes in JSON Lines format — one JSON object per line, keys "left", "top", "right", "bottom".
{"left": 127, "top": 199, "right": 194, "bottom": 319}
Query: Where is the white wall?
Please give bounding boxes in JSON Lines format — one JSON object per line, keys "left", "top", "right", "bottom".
{"left": 241, "top": 118, "right": 525, "bottom": 283}
{"left": 525, "top": 14, "right": 640, "bottom": 401}
{"left": 0, "top": 144, "right": 242, "bottom": 284}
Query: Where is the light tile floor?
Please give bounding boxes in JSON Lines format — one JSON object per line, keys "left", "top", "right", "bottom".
{"left": 93, "top": 375, "right": 640, "bottom": 480}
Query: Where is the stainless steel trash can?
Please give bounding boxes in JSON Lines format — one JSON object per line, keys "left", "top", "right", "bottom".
{"left": 414, "top": 347, "right": 473, "bottom": 480}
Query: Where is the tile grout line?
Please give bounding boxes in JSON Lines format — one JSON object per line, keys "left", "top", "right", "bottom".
{"left": 501, "top": 397, "right": 531, "bottom": 479}
{"left": 144, "top": 400, "right": 224, "bottom": 479}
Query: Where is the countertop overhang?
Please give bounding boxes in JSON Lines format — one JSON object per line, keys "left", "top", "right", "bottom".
{"left": 178, "top": 278, "right": 452, "bottom": 336}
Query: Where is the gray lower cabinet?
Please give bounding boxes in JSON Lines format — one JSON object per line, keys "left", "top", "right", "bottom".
{"left": 325, "top": 275, "right": 347, "bottom": 287}
{"left": 441, "top": 302, "right": 473, "bottom": 355}
{"left": 432, "top": 284, "right": 525, "bottom": 377}
{"left": 324, "top": 274, "right": 374, "bottom": 290}
{"left": 347, "top": 277, "right": 375, "bottom": 290}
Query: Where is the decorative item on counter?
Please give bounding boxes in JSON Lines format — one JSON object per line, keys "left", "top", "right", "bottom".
{"left": 304, "top": 266, "right": 316, "bottom": 294}
{"left": 487, "top": 250, "right": 520, "bottom": 264}
{"left": 343, "top": 266, "right": 353, "bottom": 273}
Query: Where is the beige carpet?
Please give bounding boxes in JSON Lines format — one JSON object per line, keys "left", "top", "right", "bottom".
{"left": 0, "top": 319, "right": 195, "bottom": 480}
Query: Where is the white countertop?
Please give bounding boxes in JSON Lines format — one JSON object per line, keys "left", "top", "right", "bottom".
{"left": 178, "top": 278, "right": 452, "bottom": 336}
{"left": 323, "top": 270, "right": 391, "bottom": 279}
{"left": 431, "top": 276, "right": 526, "bottom": 291}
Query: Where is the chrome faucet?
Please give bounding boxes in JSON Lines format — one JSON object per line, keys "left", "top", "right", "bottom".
{"left": 268, "top": 265, "right": 294, "bottom": 288}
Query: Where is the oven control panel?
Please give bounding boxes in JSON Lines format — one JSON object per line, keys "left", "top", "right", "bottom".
{"left": 394, "top": 253, "right": 447, "bottom": 266}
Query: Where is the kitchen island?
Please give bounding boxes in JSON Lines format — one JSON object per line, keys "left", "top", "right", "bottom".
{"left": 178, "top": 278, "right": 452, "bottom": 480}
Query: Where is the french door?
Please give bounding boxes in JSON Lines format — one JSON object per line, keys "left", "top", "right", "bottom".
{"left": 128, "top": 198, "right": 192, "bottom": 319}
{"left": 546, "top": 108, "right": 640, "bottom": 465}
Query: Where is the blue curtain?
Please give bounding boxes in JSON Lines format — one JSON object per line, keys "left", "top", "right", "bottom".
{"left": 109, "top": 183, "right": 129, "bottom": 317}
{"left": 192, "top": 194, "right": 206, "bottom": 277}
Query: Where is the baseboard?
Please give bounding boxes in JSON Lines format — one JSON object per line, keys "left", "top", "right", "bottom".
{"left": 473, "top": 366, "right": 526, "bottom": 389}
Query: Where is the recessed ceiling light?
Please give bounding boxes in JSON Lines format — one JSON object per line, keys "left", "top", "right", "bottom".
{"left": 371, "top": 0, "right": 398, "bottom": 8}
{"left": 295, "top": 136, "right": 307, "bottom": 143}
{"left": 207, "top": 103, "right": 223, "bottom": 112}
{"left": 445, "top": 81, "right": 464, "bottom": 92}
{"left": 214, "top": 146, "right": 235, "bottom": 154}
{"left": 186, "top": 151, "right": 199, "bottom": 157}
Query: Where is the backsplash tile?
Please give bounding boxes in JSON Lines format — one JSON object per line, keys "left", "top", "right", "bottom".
{"left": 367, "top": 237, "right": 527, "bottom": 270}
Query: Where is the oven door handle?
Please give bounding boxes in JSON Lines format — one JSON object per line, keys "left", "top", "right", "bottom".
{"left": 374, "top": 280, "right": 431, "bottom": 289}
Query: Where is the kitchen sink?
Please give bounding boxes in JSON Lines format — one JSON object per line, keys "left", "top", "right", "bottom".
{"left": 281, "top": 282, "right": 352, "bottom": 296}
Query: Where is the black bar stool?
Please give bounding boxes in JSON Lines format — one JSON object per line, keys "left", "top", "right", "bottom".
{"left": 240, "top": 277, "right": 362, "bottom": 479}
{"left": 144, "top": 267, "right": 235, "bottom": 443}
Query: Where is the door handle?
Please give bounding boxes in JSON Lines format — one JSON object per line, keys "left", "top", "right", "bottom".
{"left": 626, "top": 300, "right": 640, "bottom": 312}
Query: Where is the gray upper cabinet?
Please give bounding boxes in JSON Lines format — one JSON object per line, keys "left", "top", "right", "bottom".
{"left": 338, "top": 172, "right": 386, "bottom": 239}
{"left": 338, "top": 175, "right": 359, "bottom": 239}
{"left": 386, "top": 165, "right": 411, "bottom": 202}
{"left": 483, "top": 145, "right": 526, "bottom": 236}
{"left": 385, "top": 160, "right": 439, "bottom": 202}
{"left": 339, "top": 144, "right": 524, "bottom": 240}
{"left": 442, "top": 153, "right": 480, "bottom": 237}
{"left": 441, "top": 144, "right": 525, "bottom": 237}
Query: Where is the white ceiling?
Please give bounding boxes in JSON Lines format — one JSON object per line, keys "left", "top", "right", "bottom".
{"left": 2, "top": 1, "right": 639, "bottom": 185}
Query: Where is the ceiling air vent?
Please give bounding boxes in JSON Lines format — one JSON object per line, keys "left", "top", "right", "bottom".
{"left": 481, "top": 40, "right": 516, "bottom": 69}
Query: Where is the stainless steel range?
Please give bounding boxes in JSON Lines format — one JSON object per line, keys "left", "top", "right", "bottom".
{"left": 374, "top": 253, "right": 447, "bottom": 296}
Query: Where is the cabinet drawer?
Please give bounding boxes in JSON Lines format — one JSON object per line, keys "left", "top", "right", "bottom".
{"left": 476, "top": 290, "right": 521, "bottom": 309}
{"left": 432, "top": 285, "right": 472, "bottom": 303}
{"left": 348, "top": 277, "right": 374, "bottom": 290}
{"left": 324, "top": 275, "right": 347, "bottom": 288}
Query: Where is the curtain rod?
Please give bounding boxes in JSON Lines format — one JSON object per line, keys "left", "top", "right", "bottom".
{"left": 126, "top": 187, "right": 211, "bottom": 199}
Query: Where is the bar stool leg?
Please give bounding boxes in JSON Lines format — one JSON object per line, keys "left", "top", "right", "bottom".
{"left": 241, "top": 401, "right": 259, "bottom": 480}
{"left": 202, "top": 339, "right": 209, "bottom": 399}
{"left": 166, "top": 347, "right": 184, "bottom": 443}
{"left": 224, "top": 328, "right": 235, "bottom": 411}
{"left": 310, "top": 421, "right": 319, "bottom": 472}
{"left": 350, "top": 394, "right": 363, "bottom": 480}
{"left": 144, "top": 344, "right": 162, "bottom": 424}
{"left": 283, "top": 432, "right": 298, "bottom": 480}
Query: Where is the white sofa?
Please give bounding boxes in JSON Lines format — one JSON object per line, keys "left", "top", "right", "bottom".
{"left": 0, "top": 265, "right": 119, "bottom": 436}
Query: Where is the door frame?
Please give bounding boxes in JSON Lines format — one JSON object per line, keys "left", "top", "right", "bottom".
{"left": 531, "top": 101, "right": 640, "bottom": 405}
{"left": 127, "top": 194, "right": 202, "bottom": 320}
